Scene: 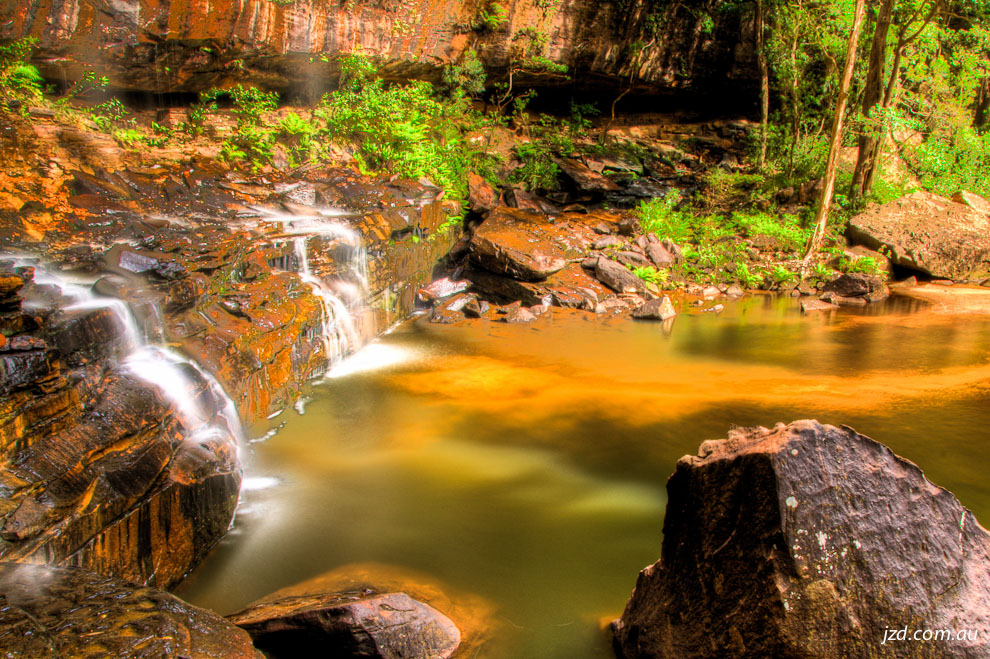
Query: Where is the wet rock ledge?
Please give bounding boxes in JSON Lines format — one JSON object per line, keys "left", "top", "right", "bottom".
{"left": 0, "top": 263, "right": 241, "bottom": 588}
{"left": 0, "top": 120, "right": 461, "bottom": 590}
{"left": 0, "top": 562, "right": 261, "bottom": 658}
{"left": 613, "top": 420, "right": 990, "bottom": 659}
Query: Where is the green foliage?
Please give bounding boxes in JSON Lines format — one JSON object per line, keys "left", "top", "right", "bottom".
{"left": 476, "top": 2, "right": 508, "bottom": 32}
{"left": 279, "top": 111, "right": 316, "bottom": 166}
{"left": 90, "top": 97, "right": 128, "bottom": 131}
{"left": 441, "top": 48, "right": 486, "bottom": 98}
{"left": 145, "top": 121, "right": 173, "bottom": 147}
{"left": 184, "top": 89, "right": 222, "bottom": 135}
{"left": 634, "top": 191, "right": 693, "bottom": 243}
{"left": 337, "top": 52, "right": 379, "bottom": 92}
{"left": 699, "top": 168, "right": 765, "bottom": 211}
{"left": 733, "top": 262, "right": 763, "bottom": 289}
{"left": 113, "top": 127, "right": 144, "bottom": 146}
{"left": 631, "top": 265, "right": 669, "bottom": 288}
{"left": 866, "top": 173, "right": 915, "bottom": 204}
{"left": 810, "top": 262, "right": 834, "bottom": 282}
{"left": 315, "top": 78, "right": 471, "bottom": 197}
{"left": 843, "top": 255, "right": 882, "bottom": 276}
{"left": 0, "top": 38, "right": 44, "bottom": 105}
{"left": 195, "top": 85, "right": 280, "bottom": 169}
{"left": 732, "top": 210, "right": 810, "bottom": 251}
{"left": 60, "top": 70, "right": 109, "bottom": 103}
{"left": 905, "top": 126, "right": 990, "bottom": 198}
{"left": 509, "top": 141, "right": 560, "bottom": 191}
{"left": 769, "top": 264, "right": 797, "bottom": 287}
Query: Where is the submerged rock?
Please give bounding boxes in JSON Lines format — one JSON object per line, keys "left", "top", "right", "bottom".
{"left": 227, "top": 563, "right": 496, "bottom": 659}
{"left": 847, "top": 191, "right": 990, "bottom": 281}
{"left": 822, "top": 272, "right": 886, "bottom": 299}
{"left": 800, "top": 298, "right": 838, "bottom": 313}
{"left": 233, "top": 592, "right": 459, "bottom": 659}
{"left": 613, "top": 420, "right": 990, "bottom": 659}
{"left": 501, "top": 306, "right": 539, "bottom": 323}
{"left": 632, "top": 296, "right": 677, "bottom": 321}
{"left": 0, "top": 562, "right": 260, "bottom": 658}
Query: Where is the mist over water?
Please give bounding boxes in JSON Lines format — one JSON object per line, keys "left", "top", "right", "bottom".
{"left": 176, "top": 296, "right": 990, "bottom": 658}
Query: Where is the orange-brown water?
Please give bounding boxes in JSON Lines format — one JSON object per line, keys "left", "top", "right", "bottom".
{"left": 177, "top": 295, "right": 990, "bottom": 658}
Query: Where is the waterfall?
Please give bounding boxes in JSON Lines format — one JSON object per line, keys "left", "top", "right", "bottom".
{"left": 254, "top": 207, "right": 374, "bottom": 375}
{"left": 9, "top": 256, "right": 243, "bottom": 450}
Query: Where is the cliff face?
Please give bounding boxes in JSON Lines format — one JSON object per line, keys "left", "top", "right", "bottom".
{"left": 1, "top": 0, "right": 754, "bottom": 98}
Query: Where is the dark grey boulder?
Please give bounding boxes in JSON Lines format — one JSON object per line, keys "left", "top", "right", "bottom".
{"left": 613, "top": 420, "right": 990, "bottom": 659}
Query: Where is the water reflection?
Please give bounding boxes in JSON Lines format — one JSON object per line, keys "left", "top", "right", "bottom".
{"left": 177, "top": 296, "right": 990, "bottom": 658}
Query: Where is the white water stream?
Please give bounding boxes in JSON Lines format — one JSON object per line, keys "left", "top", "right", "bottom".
{"left": 8, "top": 256, "right": 243, "bottom": 450}
{"left": 252, "top": 207, "right": 374, "bottom": 375}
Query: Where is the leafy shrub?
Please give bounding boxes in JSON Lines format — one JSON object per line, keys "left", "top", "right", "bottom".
{"left": 279, "top": 111, "right": 316, "bottom": 166}
{"left": 90, "top": 97, "right": 128, "bottom": 131}
{"left": 59, "top": 70, "right": 109, "bottom": 105}
{"left": 699, "top": 168, "right": 765, "bottom": 210}
{"left": 476, "top": 2, "right": 508, "bottom": 32}
{"left": 769, "top": 264, "right": 797, "bottom": 287}
{"left": 441, "top": 48, "right": 486, "bottom": 98}
{"left": 844, "top": 255, "right": 882, "bottom": 276}
{"left": 337, "top": 52, "right": 379, "bottom": 92}
{"left": 732, "top": 210, "right": 810, "bottom": 250}
{"left": 0, "top": 38, "right": 44, "bottom": 105}
{"left": 734, "top": 262, "right": 763, "bottom": 288}
{"left": 634, "top": 191, "right": 693, "bottom": 243}
{"left": 905, "top": 125, "right": 990, "bottom": 198}
{"left": 315, "top": 78, "right": 470, "bottom": 197}
{"left": 113, "top": 128, "right": 144, "bottom": 146}
{"left": 510, "top": 141, "right": 560, "bottom": 190}
{"left": 810, "top": 262, "right": 834, "bottom": 281}
{"left": 631, "top": 265, "right": 670, "bottom": 288}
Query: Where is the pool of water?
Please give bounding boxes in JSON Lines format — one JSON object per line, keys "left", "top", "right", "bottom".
{"left": 176, "top": 295, "right": 990, "bottom": 658}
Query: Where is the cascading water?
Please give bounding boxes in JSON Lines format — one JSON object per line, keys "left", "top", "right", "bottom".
{"left": 10, "top": 256, "right": 243, "bottom": 449}
{"left": 253, "top": 207, "right": 374, "bottom": 375}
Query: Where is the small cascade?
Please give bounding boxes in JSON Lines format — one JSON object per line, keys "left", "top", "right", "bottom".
{"left": 124, "top": 346, "right": 243, "bottom": 447}
{"left": 11, "top": 256, "right": 243, "bottom": 449}
{"left": 255, "top": 207, "right": 375, "bottom": 375}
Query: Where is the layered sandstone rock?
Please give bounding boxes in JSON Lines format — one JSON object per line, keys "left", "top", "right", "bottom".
{"left": 613, "top": 420, "right": 990, "bottom": 659}
{"left": 0, "top": 562, "right": 261, "bottom": 658}
{"left": 0, "top": 264, "right": 242, "bottom": 588}
{"left": 1, "top": 0, "right": 754, "bottom": 97}
{"left": 1, "top": 119, "right": 459, "bottom": 589}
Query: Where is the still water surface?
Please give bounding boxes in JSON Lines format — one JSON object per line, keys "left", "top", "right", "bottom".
{"left": 177, "top": 295, "right": 990, "bottom": 658}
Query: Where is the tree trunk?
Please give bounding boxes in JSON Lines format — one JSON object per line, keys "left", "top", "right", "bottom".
{"left": 756, "top": 0, "right": 769, "bottom": 169}
{"left": 976, "top": 77, "right": 990, "bottom": 132}
{"left": 787, "top": 29, "right": 801, "bottom": 179}
{"left": 802, "top": 0, "right": 868, "bottom": 270}
{"left": 850, "top": 0, "right": 895, "bottom": 201}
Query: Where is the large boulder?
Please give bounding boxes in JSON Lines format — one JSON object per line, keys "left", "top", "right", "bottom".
{"left": 613, "top": 420, "right": 990, "bottom": 659}
{"left": 0, "top": 562, "right": 261, "bottom": 658}
{"left": 847, "top": 191, "right": 990, "bottom": 281}
{"left": 469, "top": 208, "right": 568, "bottom": 281}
